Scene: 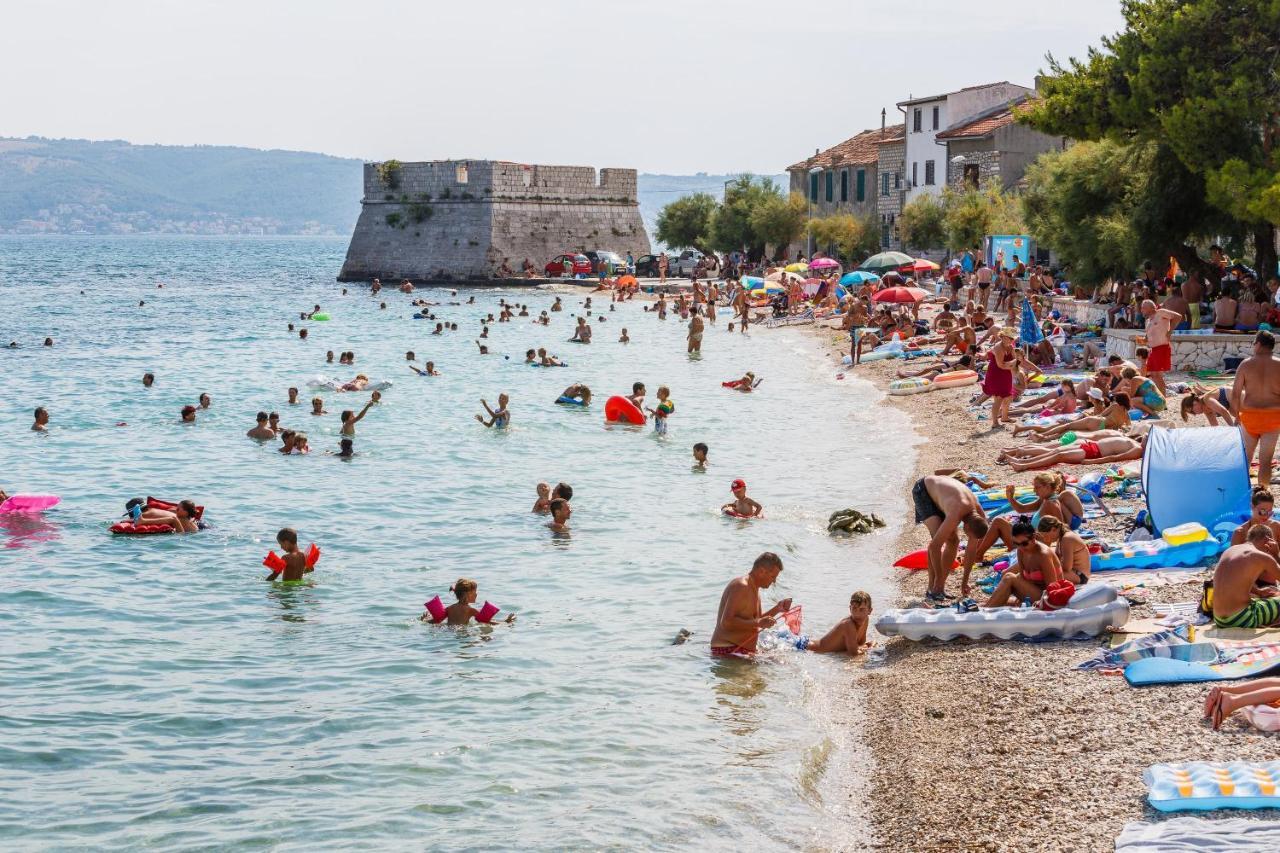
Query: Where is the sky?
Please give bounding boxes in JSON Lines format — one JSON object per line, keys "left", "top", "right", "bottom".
{"left": 0, "top": 0, "right": 1125, "bottom": 174}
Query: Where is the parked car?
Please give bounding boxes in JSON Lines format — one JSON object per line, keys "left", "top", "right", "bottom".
{"left": 544, "top": 253, "right": 593, "bottom": 277}
{"left": 584, "top": 250, "right": 626, "bottom": 275}
{"left": 669, "top": 249, "right": 706, "bottom": 277}
{"left": 634, "top": 253, "right": 673, "bottom": 277}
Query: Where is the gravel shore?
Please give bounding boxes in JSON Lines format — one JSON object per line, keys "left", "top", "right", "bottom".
{"left": 795, "top": 317, "right": 1278, "bottom": 853}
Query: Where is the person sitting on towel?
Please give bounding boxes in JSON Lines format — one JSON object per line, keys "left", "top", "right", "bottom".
{"left": 1212, "top": 525, "right": 1280, "bottom": 629}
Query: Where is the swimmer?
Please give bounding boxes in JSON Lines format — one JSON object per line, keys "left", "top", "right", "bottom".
{"left": 44, "top": 337, "right": 53, "bottom": 346}
{"left": 481, "top": 327, "right": 489, "bottom": 339}
{"left": 278, "top": 430, "right": 297, "bottom": 453}
{"left": 628, "top": 382, "right": 646, "bottom": 411}
{"left": 334, "top": 438, "right": 354, "bottom": 458}
{"left": 292, "top": 433, "right": 311, "bottom": 454}
{"left": 247, "top": 411, "right": 275, "bottom": 440}
{"left": 424, "top": 578, "right": 516, "bottom": 625}
{"left": 553, "top": 482, "right": 573, "bottom": 503}
{"left": 409, "top": 361, "right": 440, "bottom": 376}
{"left": 647, "top": 385, "right": 675, "bottom": 434}
{"left": 476, "top": 342, "right": 489, "bottom": 355}
{"left": 710, "top": 552, "right": 791, "bottom": 657}
{"left": 551, "top": 297, "right": 563, "bottom": 312}
{"left": 726, "top": 372, "right": 761, "bottom": 392}
{"left": 267, "top": 528, "right": 311, "bottom": 582}
{"left": 620, "top": 328, "right": 630, "bottom": 344}
{"left": 310, "top": 397, "right": 327, "bottom": 416}
{"left": 532, "top": 482, "right": 551, "bottom": 514}
{"left": 299, "top": 328, "right": 308, "bottom": 340}
{"left": 180, "top": 405, "right": 197, "bottom": 423}
{"left": 722, "top": 478, "right": 762, "bottom": 518}
{"left": 32, "top": 407, "right": 49, "bottom": 432}
{"left": 525, "top": 349, "right": 537, "bottom": 364}
{"left": 288, "top": 387, "right": 299, "bottom": 405}
{"left": 559, "top": 384, "right": 591, "bottom": 406}
{"left": 199, "top": 393, "right": 211, "bottom": 409}
{"left": 268, "top": 411, "right": 281, "bottom": 433}
{"left": 406, "top": 351, "right": 416, "bottom": 361}
{"left": 340, "top": 374, "right": 370, "bottom": 392}
{"left": 693, "top": 442, "right": 709, "bottom": 469}
{"left": 475, "top": 394, "right": 510, "bottom": 429}
{"left": 326, "top": 350, "right": 335, "bottom": 363}
{"left": 688, "top": 312, "right": 704, "bottom": 353}
{"left": 548, "top": 498, "right": 572, "bottom": 532}
{"left": 570, "top": 316, "right": 592, "bottom": 343}
{"left": 806, "top": 591, "right": 874, "bottom": 656}
{"left": 537, "top": 348, "right": 562, "bottom": 367}
{"left": 341, "top": 397, "right": 378, "bottom": 436}
{"left": 124, "top": 497, "right": 200, "bottom": 533}
{"left": 142, "top": 372, "right": 155, "bottom": 388}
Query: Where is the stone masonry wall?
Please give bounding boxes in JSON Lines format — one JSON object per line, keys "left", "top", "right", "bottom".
{"left": 339, "top": 160, "right": 650, "bottom": 282}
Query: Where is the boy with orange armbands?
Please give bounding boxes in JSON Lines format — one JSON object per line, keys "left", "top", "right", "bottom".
{"left": 264, "top": 528, "right": 320, "bottom": 581}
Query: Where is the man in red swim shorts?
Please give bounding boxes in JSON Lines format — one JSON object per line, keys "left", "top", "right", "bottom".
{"left": 710, "top": 552, "right": 791, "bottom": 657}
{"left": 1140, "top": 299, "right": 1181, "bottom": 396}
{"left": 1233, "top": 331, "right": 1280, "bottom": 486}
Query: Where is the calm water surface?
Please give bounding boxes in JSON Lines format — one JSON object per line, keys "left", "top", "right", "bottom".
{"left": 0, "top": 237, "right": 913, "bottom": 850}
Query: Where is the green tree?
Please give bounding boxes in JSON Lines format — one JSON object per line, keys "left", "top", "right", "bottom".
{"left": 941, "top": 182, "right": 1025, "bottom": 253}
{"left": 1023, "top": 0, "right": 1280, "bottom": 276}
{"left": 898, "top": 193, "right": 946, "bottom": 252}
{"left": 655, "top": 192, "right": 716, "bottom": 252}
{"left": 710, "top": 174, "right": 783, "bottom": 255}
{"left": 749, "top": 192, "right": 808, "bottom": 251}
{"left": 807, "top": 214, "right": 880, "bottom": 265}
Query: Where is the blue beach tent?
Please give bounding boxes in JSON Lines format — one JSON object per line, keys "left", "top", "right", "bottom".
{"left": 1141, "top": 426, "right": 1251, "bottom": 535}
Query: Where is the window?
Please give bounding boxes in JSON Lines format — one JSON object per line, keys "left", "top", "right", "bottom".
{"left": 912, "top": 108, "right": 922, "bottom": 133}
{"left": 881, "top": 221, "right": 891, "bottom": 248}
{"left": 894, "top": 171, "right": 901, "bottom": 189}
{"left": 456, "top": 164, "right": 468, "bottom": 183}
{"left": 840, "top": 170, "right": 848, "bottom": 202}
{"left": 824, "top": 171, "right": 833, "bottom": 202}
{"left": 924, "top": 160, "right": 936, "bottom": 186}
{"left": 882, "top": 172, "right": 890, "bottom": 196}
{"left": 912, "top": 162, "right": 918, "bottom": 186}
{"left": 856, "top": 169, "right": 865, "bottom": 202}
{"left": 932, "top": 106, "right": 939, "bottom": 130}
{"left": 963, "top": 163, "right": 980, "bottom": 189}
{"left": 810, "top": 171, "right": 818, "bottom": 201}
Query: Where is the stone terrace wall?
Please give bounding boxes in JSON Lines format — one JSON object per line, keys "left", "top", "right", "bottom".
{"left": 1105, "top": 328, "right": 1254, "bottom": 371}
{"left": 339, "top": 161, "right": 650, "bottom": 282}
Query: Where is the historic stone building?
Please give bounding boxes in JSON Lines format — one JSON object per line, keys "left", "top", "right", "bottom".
{"left": 936, "top": 98, "right": 1066, "bottom": 191}
{"left": 787, "top": 124, "right": 905, "bottom": 222}
{"left": 338, "top": 160, "right": 650, "bottom": 282}
{"left": 875, "top": 135, "right": 906, "bottom": 251}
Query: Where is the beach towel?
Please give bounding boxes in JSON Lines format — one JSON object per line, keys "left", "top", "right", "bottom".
{"left": 1076, "top": 628, "right": 1198, "bottom": 674}
{"left": 1239, "top": 705, "right": 1280, "bottom": 732}
{"left": 1125, "top": 641, "right": 1280, "bottom": 685}
{"left": 1116, "top": 816, "right": 1280, "bottom": 852}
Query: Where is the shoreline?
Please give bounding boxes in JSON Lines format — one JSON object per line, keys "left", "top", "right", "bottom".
{"left": 792, "top": 316, "right": 1275, "bottom": 853}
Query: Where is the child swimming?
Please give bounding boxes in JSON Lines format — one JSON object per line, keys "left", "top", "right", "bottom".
{"left": 806, "top": 591, "right": 875, "bottom": 656}
{"left": 532, "top": 482, "right": 551, "bottom": 513}
{"left": 692, "top": 442, "right": 709, "bottom": 469}
{"left": 423, "top": 578, "right": 516, "bottom": 625}
{"left": 266, "top": 528, "right": 311, "bottom": 582}
{"left": 722, "top": 478, "right": 763, "bottom": 518}
{"left": 475, "top": 394, "right": 510, "bottom": 428}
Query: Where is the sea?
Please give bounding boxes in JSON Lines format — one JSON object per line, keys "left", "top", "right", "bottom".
{"left": 0, "top": 236, "right": 914, "bottom": 851}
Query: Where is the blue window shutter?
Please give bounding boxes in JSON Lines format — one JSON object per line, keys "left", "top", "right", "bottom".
{"left": 856, "top": 170, "right": 865, "bottom": 202}
{"left": 825, "top": 171, "right": 833, "bottom": 202}
{"left": 840, "top": 170, "right": 848, "bottom": 202}
{"left": 810, "top": 172, "right": 818, "bottom": 201}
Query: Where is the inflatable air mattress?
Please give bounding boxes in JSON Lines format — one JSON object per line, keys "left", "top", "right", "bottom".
{"left": 876, "top": 584, "right": 1128, "bottom": 641}
{"left": 1146, "top": 762, "right": 1280, "bottom": 812}
{"left": 1091, "top": 534, "right": 1225, "bottom": 571}
{"left": 888, "top": 378, "right": 932, "bottom": 395}
{"left": 0, "top": 494, "right": 60, "bottom": 513}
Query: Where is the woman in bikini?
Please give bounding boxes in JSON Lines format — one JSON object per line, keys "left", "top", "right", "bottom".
{"left": 1004, "top": 432, "right": 1146, "bottom": 473}
{"left": 1003, "top": 472, "right": 1071, "bottom": 528}
{"left": 1011, "top": 393, "right": 1133, "bottom": 440}
{"left": 1180, "top": 385, "right": 1236, "bottom": 426}
{"left": 1035, "top": 516, "right": 1091, "bottom": 586}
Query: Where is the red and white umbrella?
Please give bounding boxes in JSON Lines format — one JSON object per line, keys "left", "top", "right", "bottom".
{"left": 871, "top": 286, "right": 929, "bottom": 304}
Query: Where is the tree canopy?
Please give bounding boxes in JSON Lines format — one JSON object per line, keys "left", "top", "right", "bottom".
{"left": 654, "top": 192, "right": 716, "bottom": 253}
{"left": 898, "top": 194, "right": 946, "bottom": 253}
{"left": 807, "top": 214, "right": 880, "bottom": 264}
{"left": 1022, "top": 0, "right": 1280, "bottom": 276}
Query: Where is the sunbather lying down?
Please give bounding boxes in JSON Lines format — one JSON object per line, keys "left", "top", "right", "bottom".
{"left": 1204, "top": 678, "right": 1280, "bottom": 731}
{"left": 997, "top": 433, "right": 1145, "bottom": 472}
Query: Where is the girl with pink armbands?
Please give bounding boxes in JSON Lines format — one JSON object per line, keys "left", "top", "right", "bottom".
{"left": 422, "top": 579, "right": 515, "bottom": 625}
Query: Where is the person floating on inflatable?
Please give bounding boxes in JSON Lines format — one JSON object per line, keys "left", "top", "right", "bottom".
{"left": 722, "top": 479, "right": 762, "bottom": 518}
{"left": 557, "top": 384, "right": 591, "bottom": 406}
{"left": 475, "top": 393, "right": 510, "bottom": 429}
{"left": 121, "top": 497, "right": 201, "bottom": 533}
{"left": 423, "top": 578, "right": 516, "bottom": 626}
{"left": 263, "top": 528, "right": 320, "bottom": 582}
{"left": 806, "top": 591, "right": 875, "bottom": 656}
{"left": 722, "top": 372, "right": 762, "bottom": 393}
{"left": 647, "top": 386, "right": 675, "bottom": 434}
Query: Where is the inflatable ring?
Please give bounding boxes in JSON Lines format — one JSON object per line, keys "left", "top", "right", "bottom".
{"left": 311, "top": 313, "right": 330, "bottom": 321}
{"left": 889, "top": 378, "right": 933, "bottom": 395}
{"left": 556, "top": 396, "right": 587, "bottom": 407}
{"left": 604, "top": 395, "right": 645, "bottom": 425}
{"left": 932, "top": 370, "right": 979, "bottom": 389}
{"left": 723, "top": 509, "right": 759, "bottom": 519}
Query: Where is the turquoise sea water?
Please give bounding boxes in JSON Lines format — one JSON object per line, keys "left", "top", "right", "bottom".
{"left": 0, "top": 237, "right": 913, "bottom": 850}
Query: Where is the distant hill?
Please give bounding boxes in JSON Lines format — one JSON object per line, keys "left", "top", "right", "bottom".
{"left": 0, "top": 137, "right": 787, "bottom": 240}
{"left": 0, "top": 137, "right": 364, "bottom": 235}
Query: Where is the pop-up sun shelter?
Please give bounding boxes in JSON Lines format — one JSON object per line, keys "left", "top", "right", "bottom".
{"left": 1141, "top": 425, "right": 1251, "bottom": 534}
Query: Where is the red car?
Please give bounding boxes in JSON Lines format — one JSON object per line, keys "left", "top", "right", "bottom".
{"left": 545, "top": 253, "right": 593, "bottom": 277}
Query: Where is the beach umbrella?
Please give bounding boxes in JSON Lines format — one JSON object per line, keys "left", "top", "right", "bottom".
{"left": 809, "top": 257, "right": 841, "bottom": 270}
{"left": 840, "top": 271, "right": 880, "bottom": 286}
{"left": 910, "top": 259, "right": 941, "bottom": 273}
{"left": 871, "top": 286, "right": 928, "bottom": 304}
{"left": 857, "top": 251, "right": 914, "bottom": 275}
{"left": 741, "top": 275, "right": 766, "bottom": 289}
{"left": 785, "top": 262, "right": 809, "bottom": 273}
{"left": 1019, "top": 298, "right": 1044, "bottom": 346}
{"left": 765, "top": 270, "right": 804, "bottom": 283}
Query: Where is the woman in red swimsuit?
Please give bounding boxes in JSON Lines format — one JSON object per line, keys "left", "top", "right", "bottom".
{"left": 982, "top": 327, "right": 1018, "bottom": 427}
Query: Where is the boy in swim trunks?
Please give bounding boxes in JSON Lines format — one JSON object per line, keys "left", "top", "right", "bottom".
{"left": 475, "top": 394, "right": 510, "bottom": 429}
{"left": 692, "top": 442, "right": 709, "bottom": 469}
{"left": 1212, "top": 526, "right": 1280, "bottom": 628}
{"left": 806, "top": 591, "right": 874, "bottom": 656}
{"left": 722, "top": 479, "right": 762, "bottom": 517}
{"left": 270, "top": 528, "right": 310, "bottom": 582}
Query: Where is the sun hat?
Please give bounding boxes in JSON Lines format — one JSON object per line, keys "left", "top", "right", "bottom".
{"left": 998, "top": 326, "right": 1017, "bottom": 339}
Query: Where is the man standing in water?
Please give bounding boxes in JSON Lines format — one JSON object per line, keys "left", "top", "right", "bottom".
{"left": 687, "top": 311, "right": 704, "bottom": 354}
{"left": 710, "top": 552, "right": 792, "bottom": 657}
{"left": 1233, "top": 330, "right": 1280, "bottom": 486}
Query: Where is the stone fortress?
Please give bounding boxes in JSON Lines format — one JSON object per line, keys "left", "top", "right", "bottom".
{"left": 338, "top": 160, "right": 651, "bottom": 282}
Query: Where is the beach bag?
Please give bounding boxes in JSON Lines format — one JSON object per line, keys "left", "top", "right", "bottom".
{"left": 1037, "top": 580, "right": 1076, "bottom": 612}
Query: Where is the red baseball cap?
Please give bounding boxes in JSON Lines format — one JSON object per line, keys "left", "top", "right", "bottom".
{"left": 731, "top": 479, "right": 746, "bottom": 491}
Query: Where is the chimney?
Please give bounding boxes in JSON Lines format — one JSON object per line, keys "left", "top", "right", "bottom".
{"left": 881, "top": 107, "right": 886, "bottom": 137}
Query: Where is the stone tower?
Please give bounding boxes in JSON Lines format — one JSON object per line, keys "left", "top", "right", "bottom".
{"left": 338, "top": 160, "right": 651, "bottom": 282}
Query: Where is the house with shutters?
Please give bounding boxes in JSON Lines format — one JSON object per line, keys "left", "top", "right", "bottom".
{"left": 896, "top": 81, "right": 1033, "bottom": 204}
{"left": 935, "top": 97, "right": 1066, "bottom": 191}
{"left": 785, "top": 123, "right": 906, "bottom": 239}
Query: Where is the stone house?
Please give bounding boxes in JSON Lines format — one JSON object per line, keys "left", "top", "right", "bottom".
{"left": 897, "top": 82, "right": 1033, "bottom": 204}
{"left": 935, "top": 97, "right": 1066, "bottom": 191}
{"left": 875, "top": 135, "right": 906, "bottom": 251}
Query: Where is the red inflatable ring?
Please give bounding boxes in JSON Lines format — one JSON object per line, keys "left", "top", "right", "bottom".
{"left": 604, "top": 395, "right": 645, "bottom": 425}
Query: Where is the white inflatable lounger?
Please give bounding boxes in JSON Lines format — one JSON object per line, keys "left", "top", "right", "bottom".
{"left": 876, "top": 583, "right": 1129, "bottom": 642}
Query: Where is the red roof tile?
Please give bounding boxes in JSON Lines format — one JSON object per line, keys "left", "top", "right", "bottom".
{"left": 787, "top": 124, "right": 906, "bottom": 171}
{"left": 935, "top": 98, "right": 1037, "bottom": 140}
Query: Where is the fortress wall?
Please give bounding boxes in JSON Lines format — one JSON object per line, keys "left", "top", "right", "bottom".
{"left": 340, "top": 160, "right": 650, "bottom": 282}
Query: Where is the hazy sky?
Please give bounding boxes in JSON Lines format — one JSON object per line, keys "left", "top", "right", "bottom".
{"left": 1, "top": 0, "right": 1124, "bottom": 173}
